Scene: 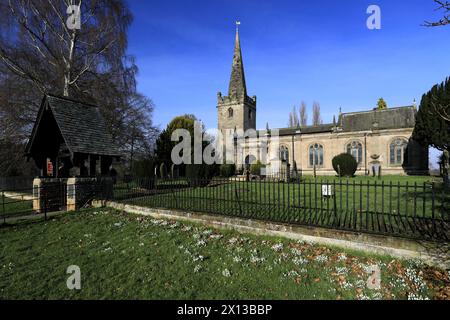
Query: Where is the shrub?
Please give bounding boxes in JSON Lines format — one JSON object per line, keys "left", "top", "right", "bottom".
{"left": 185, "top": 164, "right": 212, "bottom": 186}
{"left": 332, "top": 153, "right": 358, "bottom": 177}
{"left": 220, "top": 164, "right": 236, "bottom": 177}
{"left": 132, "top": 159, "right": 155, "bottom": 178}
{"left": 250, "top": 161, "right": 265, "bottom": 176}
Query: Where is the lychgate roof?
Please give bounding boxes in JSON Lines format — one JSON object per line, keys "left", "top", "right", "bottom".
{"left": 26, "top": 94, "right": 122, "bottom": 157}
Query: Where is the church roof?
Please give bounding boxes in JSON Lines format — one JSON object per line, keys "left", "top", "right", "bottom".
{"left": 265, "top": 106, "right": 416, "bottom": 136}
{"left": 228, "top": 28, "right": 247, "bottom": 100}
{"left": 26, "top": 94, "right": 122, "bottom": 157}
{"left": 338, "top": 106, "right": 416, "bottom": 132}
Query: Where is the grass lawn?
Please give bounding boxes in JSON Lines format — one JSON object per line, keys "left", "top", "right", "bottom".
{"left": 0, "top": 208, "right": 449, "bottom": 300}
{"left": 1, "top": 196, "right": 33, "bottom": 217}
{"left": 118, "top": 176, "right": 449, "bottom": 240}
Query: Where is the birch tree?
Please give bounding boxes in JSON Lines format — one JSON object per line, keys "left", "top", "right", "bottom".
{"left": 425, "top": 0, "right": 449, "bottom": 26}
{"left": 0, "top": 0, "right": 156, "bottom": 175}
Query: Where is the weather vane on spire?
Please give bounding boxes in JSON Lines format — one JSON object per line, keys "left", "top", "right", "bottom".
{"left": 236, "top": 21, "right": 241, "bottom": 32}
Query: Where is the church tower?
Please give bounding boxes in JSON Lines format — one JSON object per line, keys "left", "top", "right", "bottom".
{"left": 217, "top": 24, "right": 257, "bottom": 134}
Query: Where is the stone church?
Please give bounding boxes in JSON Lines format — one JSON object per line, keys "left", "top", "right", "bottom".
{"left": 217, "top": 27, "right": 429, "bottom": 176}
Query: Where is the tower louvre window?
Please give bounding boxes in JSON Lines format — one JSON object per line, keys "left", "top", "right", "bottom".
{"left": 228, "top": 108, "right": 234, "bottom": 118}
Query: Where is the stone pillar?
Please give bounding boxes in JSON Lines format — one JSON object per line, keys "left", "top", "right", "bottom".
{"left": 32, "top": 178, "right": 42, "bottom": 212}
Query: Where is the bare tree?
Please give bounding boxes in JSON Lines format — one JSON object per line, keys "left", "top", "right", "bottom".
{"left": 0, "top": 0, "right": 157, "bottom": 175}
{"left": 288, "top": 106, "right": 300, "bottom": 128}
{"left": 312, "top": 101, "right": 322, "bottom": 126}
{"left": 424, "top": 0, "right": 450, "bottom": 26}
{"left": 299, "top": 101, "right": 307, "bottom": 126}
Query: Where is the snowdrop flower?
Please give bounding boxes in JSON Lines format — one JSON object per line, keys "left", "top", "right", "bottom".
{"left": 293, "top": 257, "right": 308, "bottom": 266}
{"left": 194, "top": 265, "right": 202, "bottom": 273}
{"left": 337, "top": 253, "right": 347, "bottom": 262}
{"left": 271, "top": 243, "right": 283, "bottom": 252}
{"left": 315, "top": 255, "right": 328, "bottom": 263}
{"left": 290, "top": 248, "right": 302, "bottom": 256}
{"left": 233, "top": 256, "right": 243, "bottom": 263}
{"left": 196, "top": 240, "right": 207, "bottom": 247}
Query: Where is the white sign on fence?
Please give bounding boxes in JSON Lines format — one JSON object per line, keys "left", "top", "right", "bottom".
{"left": 322, "top": 185, "right": 333, "bottom": 197}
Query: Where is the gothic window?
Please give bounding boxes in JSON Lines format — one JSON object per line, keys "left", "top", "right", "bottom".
{"left": 346, "top": 141, "right": 363, "bottom": 164}
{"left": 309, "top": 143, "right": 324, "bottom": 167}
{"left": 249, "top": 109, "right": 253, "bottom": 120}
{"left": 390, "top": 138, "right": 408, "bottom": 165}
{"left": 279, "top": 145, "right": 289, "bottom": 163}
{"left": 228, "top": 108, "right": 233, "bottom": 118}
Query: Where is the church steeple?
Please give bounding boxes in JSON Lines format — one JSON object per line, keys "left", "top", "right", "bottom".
{"left": 228, "top": 22, "right": 247, "bottom": 100}
{"left": 217, "top": 22, "right": 256, "bottom": 135}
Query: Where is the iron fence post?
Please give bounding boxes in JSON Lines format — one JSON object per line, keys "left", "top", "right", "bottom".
{"left": 2, "top": 191, "right": 5, "bottom": 224}
{"left": 44, "top": 189, "right": 48, "bottom": 221}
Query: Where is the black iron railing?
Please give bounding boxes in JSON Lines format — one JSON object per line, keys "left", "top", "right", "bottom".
{"left": 0, "top": 184, "right": 67, "bottom": 223}
{"left": 110, "top": 177, "right": 450, "bottom": 241}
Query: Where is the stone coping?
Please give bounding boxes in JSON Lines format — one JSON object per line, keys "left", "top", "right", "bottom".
{"left": 92, "top": 200, "right": 450, "bottom": 270}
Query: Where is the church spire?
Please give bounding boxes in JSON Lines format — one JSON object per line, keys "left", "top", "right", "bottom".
{"left": 228, "top": 21, "right": 247, "bottom": 100}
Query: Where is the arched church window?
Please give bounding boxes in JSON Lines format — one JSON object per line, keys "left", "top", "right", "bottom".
{"left": 346, "top": 141, "right": 363, "bottom": 164}
{"left": 279, "top": 145, "right": 289, "bottom": 163}
{"left": 309, "top": 143, "right": 324, "bottom": 167}
{"left": 390, "top": 138, "right": 408, "bottom": 165}
{"left": 228, "top": 108, "right": 233, "bottom": 118}
{"left": 249, "top": 110, "right": 253, "bottom": 120}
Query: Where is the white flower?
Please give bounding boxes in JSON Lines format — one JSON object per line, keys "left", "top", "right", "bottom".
{"left": 290, "top": 248, "right": 302, "bottom": 256}
{"left": 233, "top": 256, "right": 243, "bottom": 263}
{"left": 193, "top": 255, "right": 204, "bottom": 262}
{"left": 194, "top": 265, "right": 202, "bottom": 273}
{"left": 271, "top": 243, "right": 283, "bottom": 252}
{"left": 293, "top": 257, "right": 308, "bottom": 266}
{"left": 228, "top": 237, "right": 239, "bottom": 245}
{"left": 335, "top": 266, "right": 348, "bottom": 276}
{"left": 250, "top": 254, "right": 266, "bottom": 264}
{"left": 315, "top": 255, "right": 328, "bottom": 263}
{"left": 169, "top": 222, "right": 180, "bottom": 229}
{"left": 408, "top": 293, "right": 430, "bottom": 300}
{"left": 337, "top": 253, "right": 347, "bottom": 262}
{"left": 341, "top": 281, "right": 353, "bottom": 290}
{"left": 196, "top": 240, "right": 207, "bottom": 247}
{"left": 283, "top": 270, "right": 300, "bottom": 277}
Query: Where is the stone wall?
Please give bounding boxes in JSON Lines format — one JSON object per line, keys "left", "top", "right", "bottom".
{"left": 241, "top": 127, "right": 428, "bottom": 176}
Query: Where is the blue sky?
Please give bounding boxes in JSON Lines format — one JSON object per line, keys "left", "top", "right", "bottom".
{"left": 127, "top": 0, "right": 450, "bottom": 166}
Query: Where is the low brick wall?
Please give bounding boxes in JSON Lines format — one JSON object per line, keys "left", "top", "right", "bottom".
{"left": 92, "top": 200, "right": 450, "bottom": 270}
